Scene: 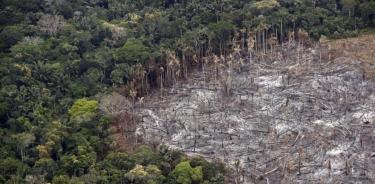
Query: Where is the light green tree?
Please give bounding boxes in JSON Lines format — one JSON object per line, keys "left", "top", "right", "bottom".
{"left": 68, "top": 98, "right": 98, "bottom": 122}
{"left": 170, "top": 161, "right": 203, "bottom": 184}
{"left": 114, "top": 38, "right": 150, "bottom": 64}
{"left": 11, "top": 132, "right": 35, "bottom": 162}
{"left": 125, "top": 164, "right": 165, "bottom": 184}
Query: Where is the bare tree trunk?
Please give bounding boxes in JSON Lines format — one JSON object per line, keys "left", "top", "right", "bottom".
{"left": 265, "top": 29, "right": 268, "bottom": 54}
{"left": 280, "top": 18, "right": 283, "bottom": 43}
{"left": 263, "top": 30, "right": 266, "bottom": 55}
{"left": 183, "top": 52, "right": 188, "bottom": 79}
{"left": 193, "top": 113, "right": 198, "bottom": 153}
{"left": 160, "top": 68, "right": 164, "bottom": 96}
{"left": 255, "top": 32, "right": 258, "bottom": 52}
{"left": 202, "top": 58, "right": 206, "bottom": 87}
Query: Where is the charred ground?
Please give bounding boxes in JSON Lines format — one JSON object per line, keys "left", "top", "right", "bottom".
{"left": 121, "top": 36, "right": 375, "bottom": 183}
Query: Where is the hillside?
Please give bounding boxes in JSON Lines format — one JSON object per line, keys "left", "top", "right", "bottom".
{"left": 0, "top": 0, "right": 374, "bottom": 183}
{"left": 325, "top": 34, "right": 375, "bottom": 79}
{"left": 130, "top": 36, "right": 375, "bottom": 183}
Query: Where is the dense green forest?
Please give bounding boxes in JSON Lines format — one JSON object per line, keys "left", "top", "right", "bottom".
{"left": 0, "top": 0, "right": 374, "bottom": 183}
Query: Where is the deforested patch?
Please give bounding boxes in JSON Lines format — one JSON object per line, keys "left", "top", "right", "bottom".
{"left": 133, "top": 42, "right": 375, "bottom": 183}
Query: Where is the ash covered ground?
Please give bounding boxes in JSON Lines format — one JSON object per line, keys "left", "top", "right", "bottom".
{"left": 134, "top": 43, "right": 375, "bottom": 183}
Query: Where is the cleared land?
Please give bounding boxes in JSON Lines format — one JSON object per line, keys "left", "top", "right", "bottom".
{"left": 119, "top": 36, "right": 375, "bottom": 183}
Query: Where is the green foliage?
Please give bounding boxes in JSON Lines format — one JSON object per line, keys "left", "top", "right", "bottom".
{"left": 52, "top": 175, "right": 70, "bottom": 184}
{"left": 125, "top": 164, "right": 166, "bottom": 184}
{"left": 68, "top": 82, "right": 88, "bottom": 98}
{"left": 0, "top": 26, "right": 24, "bottom": 51}
{"left": 190, "top": 157, "right": 226, "bottom": 183}
{"left": 170, "top": 161, "right": 203, "bottom": 184}
{"left": 341, "top": 0, "right": 359, "bottom": 10}
{"left": 132, "top": 145, "right": 163, "bottom": 166}
{"left": 102, "top": 152, "right": 135, "bottom": 171}
{"left": 252, "top": 0, "right": 280, "bottom": 12}
{"left": 68, "top": 98, "right": 98, "bottom": 122}
{"left": 208, "top": 21, "right": 235, "bottom": 54}
{"left": 0, "top": 157, "right": 28, "bottom": 181}
{"left": 0, "top": 0, "right": 373, "bottom": 183}
{"left": 0, "top": 101, "right": 9, "bottom": 118}
{"left": 114, "top": 38, "right": 151, "bottom": 64}
{"left": 33, "top": 158, "right": 58, "bottom": 179}
{"left": 10, "top": 37, "right": 46, "bottom": 62}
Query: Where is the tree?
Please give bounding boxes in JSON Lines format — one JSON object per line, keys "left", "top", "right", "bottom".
{"left": 0, "top": 0, "right": 373, "bottom": 182}
{"left": 132, "top": 146, "right": 162, "bottom": 166}
{"left": 166, "top": 51, "right": 181, "bottom": 85}
{"left": 125, "top": 164, "right": 165, "bottom": 184}
{"left": 0, "top": 158, "right": 28, "bottom": 181}
{"left": 110, "top": 63, "right": 133, "bottom": 85}
{"left": 37, "top": 14, "right": 66, "bottom": 36}
{"left": 169, "top": 161, "right": 203, "bottom": 184}
{"left": 341, "top": 0, "right": 359, "bottom": 17}
{"left": 52, "top": 175, "right": 70, "bottom": 184}
{"left": 0, "top": 101, "right": 9, "bottom": 120}
{"left": 108, "top": 0, "right": 135, "bottom": 18}
{"left": 249, "top": 0, "right": 280, "bottom": 15}
{"left": 102, "top": 21, "right": 127, "bottom": 47}
{"left": 68, "top": 82, "right": 88, "bottom": 98}
{"left": 36, "top": 145, "right": 50, "bottom": 158}
{"left": 10, "top": 36, "right": 50, "bottom": 64}
{"left": 190, "top": 157, "right": 226, "bottom": 182}
{"left": 358, "top": 1, "right": 375, "bottom": 25}
{"left": 0, "top": 26, "right": 24, "bottom": 51}
{"left": 114, "top": 38, "right": 151, "bottom": 64}
{"left": 33, "top": 158, "right": 58, "bottom": 180}
{"left": 25, "top": 174, "right": 47, "bottom": 184}
{"left": 60, "top": 154, "right": 81, "bottom": 176}
{"left": 207, "top": 21, "right": 235, "bottom": 55}
{"left": 11, "top": 132, "right": 36, "bottom": 162}
{"left": 103, "top": 152, "right": 135, "bottom": 171}
{"left": 68, "top": 98, "right": 98, "bottom": 123}
{"left": 99, "top": 92, "right": 131, "bottom": 116}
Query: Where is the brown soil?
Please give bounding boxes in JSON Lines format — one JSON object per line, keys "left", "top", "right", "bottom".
{"left": 325, "top": 34, "right": 375, "bottom": 79}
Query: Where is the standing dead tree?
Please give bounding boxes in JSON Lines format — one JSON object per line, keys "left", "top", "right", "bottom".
{"left": 99, "top": 92, "right": 143, "bottom": 151}
{"left": 135, "top": 36, "right": 375, "bottom": 183}
{"left": 37, "top": 14, "right": 66, "bottom": 36}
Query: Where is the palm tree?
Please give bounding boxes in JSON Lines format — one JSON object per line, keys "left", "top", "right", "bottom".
{"left": 268, "top": 34, "right": 278, "bottom": 58}
{"left": 288, "top": 31, "right": 295, "bottom": 43}
{"left": 177, "top": 39, "right": 192, "bottom": 79}
{"left": 129, "top": 89, "right": 137, "bottom": 111}
{"left": 254, "top": 22, "right": 270, "bottom": 59}
{"left": 297, "top": 28, "right": 309, "bottom": 46}
{"left": 133, "top": 63, "right": 146, "bottom": 95}
{"left": 166, "top": 51, "right": 180, "bottom": 84}
{"left": 247, "top": 30, "right": 255, "bottom": 66}
{"left": 276, "top": 8, "right": 289, "bottom": 44}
